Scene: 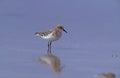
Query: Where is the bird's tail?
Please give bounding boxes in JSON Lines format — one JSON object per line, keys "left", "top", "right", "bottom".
{"left": 35, "top": 32, "right": 43, "bottom": 36}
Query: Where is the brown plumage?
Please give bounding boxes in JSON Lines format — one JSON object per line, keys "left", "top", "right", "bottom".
{"left": 35, "top": 24, "right": 67, "bottom": 54}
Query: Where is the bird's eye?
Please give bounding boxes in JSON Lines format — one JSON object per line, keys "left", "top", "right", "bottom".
{"left": 59, "top": 27, "right": 63, "bottom": 29}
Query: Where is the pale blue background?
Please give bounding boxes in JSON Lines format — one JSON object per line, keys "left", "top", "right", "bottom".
{"left": 0, "top": 0, "right": 120, "bottom": 78}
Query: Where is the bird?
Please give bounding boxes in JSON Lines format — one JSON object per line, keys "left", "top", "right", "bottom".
{"left": 35, "top": 24, "right": 67, "bottom": 54}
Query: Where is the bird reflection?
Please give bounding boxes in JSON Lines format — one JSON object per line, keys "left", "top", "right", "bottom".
{"left": 98, "top": 72, "right": 116, "bottom": 78}
{"left": 37, "top": 53, "right": 62, "bottom": 73}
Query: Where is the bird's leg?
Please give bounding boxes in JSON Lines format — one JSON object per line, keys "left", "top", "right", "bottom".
{"left": 47, "top": 42, "right": 50, "bottom": 54}
{"left": 49, "top": 42, "right": 52, "bottom": 54}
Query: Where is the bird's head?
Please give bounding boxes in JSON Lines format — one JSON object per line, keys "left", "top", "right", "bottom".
{"left": 56, "top": 24, "right": 67, "bottom": 33}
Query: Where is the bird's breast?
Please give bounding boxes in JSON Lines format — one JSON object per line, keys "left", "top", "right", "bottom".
{"left": 41, "top": 32, "right": 62, "bottom": 41}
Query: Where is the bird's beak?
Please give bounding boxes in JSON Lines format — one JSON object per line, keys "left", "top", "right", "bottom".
{"left": 63, "top": 28, "right": 67, "bottom": 33}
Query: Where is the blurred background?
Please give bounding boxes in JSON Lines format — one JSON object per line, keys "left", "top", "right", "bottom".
{"left": 0, "top": 0, "right": 120, "bottom": 78}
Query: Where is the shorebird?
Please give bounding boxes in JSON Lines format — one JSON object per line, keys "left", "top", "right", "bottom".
{"left": 35, "top": 24, "right": 67, "bottom": 54}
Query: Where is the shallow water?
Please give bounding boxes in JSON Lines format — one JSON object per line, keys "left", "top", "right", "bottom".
{"left": 0, "top": 0, "right": 120, "bottom": 78}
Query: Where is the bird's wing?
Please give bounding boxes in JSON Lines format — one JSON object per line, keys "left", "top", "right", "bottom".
{"left": 35, "top": 30, "right": 53, "bottom": 36}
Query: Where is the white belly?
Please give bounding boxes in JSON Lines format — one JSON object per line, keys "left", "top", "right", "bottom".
{"left": 41, "top": 33, "right": 62, "bottom": 42}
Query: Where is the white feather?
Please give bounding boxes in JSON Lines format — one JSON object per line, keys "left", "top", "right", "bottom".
{"left": 41, "top": 33, "right": 62, "bottom": 41}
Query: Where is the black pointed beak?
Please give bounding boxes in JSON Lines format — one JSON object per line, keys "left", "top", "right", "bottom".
{"left": 63, "top": 28, "right": 67, "bottom": 33}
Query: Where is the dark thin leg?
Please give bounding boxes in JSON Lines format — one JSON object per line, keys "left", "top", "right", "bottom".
{"left": 47, "top": 42, "right": 50, "bottom": 54}
{"left": 49, "top": 42, "right": 52, "bottom": 54}
{"left": 47, "top": 41, "right": 52, "bottom": 55}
